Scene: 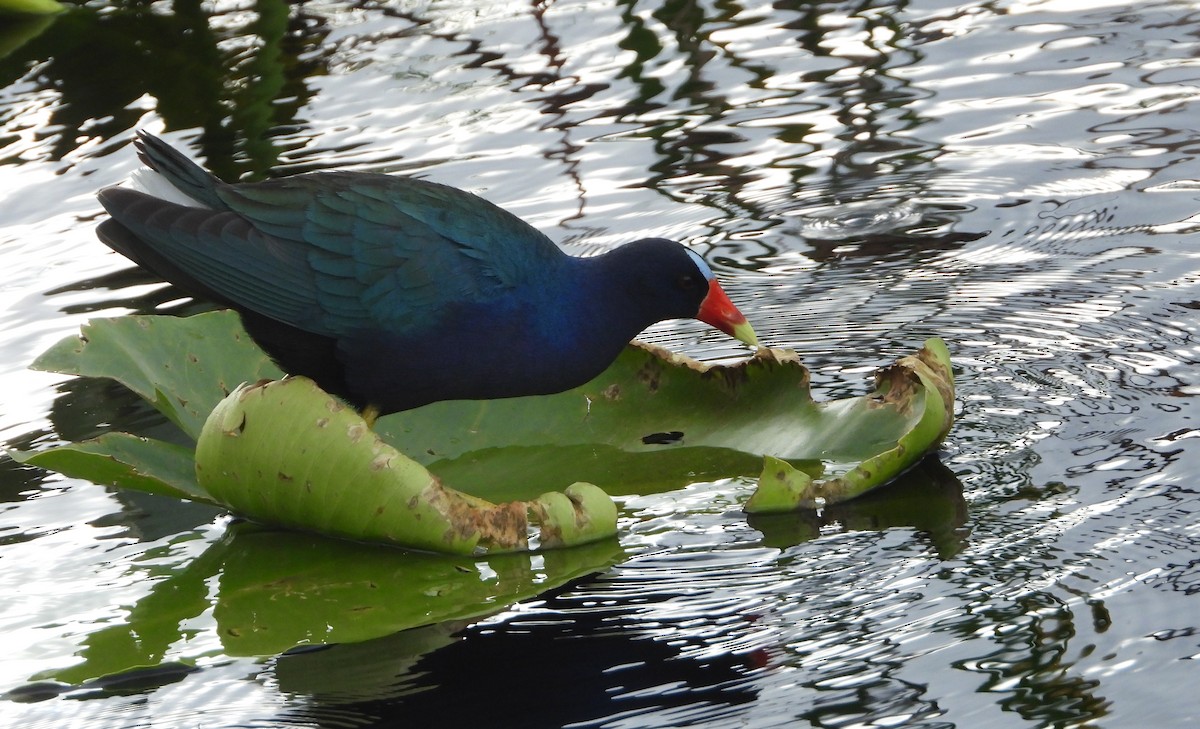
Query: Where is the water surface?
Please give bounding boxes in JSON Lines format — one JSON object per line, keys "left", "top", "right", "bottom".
{"left": 3, "top": 0, "right": 1200, "bottom": 726}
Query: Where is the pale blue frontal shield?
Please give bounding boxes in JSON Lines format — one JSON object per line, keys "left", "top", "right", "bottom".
{"left": 684, "top": 247, "right": 715, "bottom": 282}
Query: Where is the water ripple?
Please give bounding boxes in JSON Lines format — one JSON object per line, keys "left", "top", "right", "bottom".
{"left": 783, "top": 199, "right": 925, "bottom": 241}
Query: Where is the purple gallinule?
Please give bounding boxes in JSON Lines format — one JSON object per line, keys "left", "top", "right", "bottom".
{"left": 96, "top": 132, "right": 757, "bottom": 416}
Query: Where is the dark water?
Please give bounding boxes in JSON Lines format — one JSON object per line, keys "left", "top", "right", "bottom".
{"left": 3, "top": 0, "right": 1200, "bottom": 726}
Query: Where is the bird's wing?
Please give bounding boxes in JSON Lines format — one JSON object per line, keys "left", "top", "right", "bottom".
{"left": 98, "top": 186, "right": 340, "bottom": 331}
{"left": 100, "top": 172, "right": 563, "bottom": 338}
{"left": 215, "top": 172, "right": 564, "bottom": 330}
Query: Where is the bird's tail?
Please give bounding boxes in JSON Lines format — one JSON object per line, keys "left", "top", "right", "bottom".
{"left": 133, "top": 130, "right": 226, "bottom": 209}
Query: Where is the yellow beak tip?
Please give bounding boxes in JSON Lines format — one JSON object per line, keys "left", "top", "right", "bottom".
{"left": 732, "top": 320, "right": 759, "bottom": 348}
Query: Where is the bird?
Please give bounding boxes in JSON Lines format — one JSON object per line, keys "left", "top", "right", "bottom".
{"left": 96, "top": 131, "right": 758, "bottom": 417}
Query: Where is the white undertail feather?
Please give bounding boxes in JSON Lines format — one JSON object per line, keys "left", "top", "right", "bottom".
{"left": 127, "top": 168, "right": 211, "bottom": 209}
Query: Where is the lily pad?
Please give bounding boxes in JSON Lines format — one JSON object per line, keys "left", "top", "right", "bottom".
{"left": 12, "top": 310, "right": 956, "bottom": 552}
{"left": 30, "top": 312, "right": 284, "bottom": 440}
{"left": 16, "top": 431, "right": 210, "bottom": 504}
{"left": 195, "top": 376, "right": 617, "bottom": 554}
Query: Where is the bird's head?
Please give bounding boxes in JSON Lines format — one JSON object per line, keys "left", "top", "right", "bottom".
{"left": 618, "top": 238, "right": 758, "bottom": 347}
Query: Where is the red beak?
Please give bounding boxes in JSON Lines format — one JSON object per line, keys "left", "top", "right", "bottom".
{"left": 697, "top": 279, "right": 758, "bottom": 346}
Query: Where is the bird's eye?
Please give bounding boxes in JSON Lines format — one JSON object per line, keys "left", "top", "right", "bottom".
{"left": 676, "top": 274, "right": 700, "bottom": 291}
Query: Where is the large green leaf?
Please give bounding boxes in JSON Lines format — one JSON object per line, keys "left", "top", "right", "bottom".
{"left": 11, "top": 431, "right": 211, "bottom": 504}
{"left": 746, "top": 339, "right": 955, "bottom": 513}
{"left": 373, "top": 340, "right": 948, "bottom": 504}
{"left": 195, "top": 376, "right": 617, "bottom": 554}
{"left": 14, "top": 310, "right": 955, "bottom": 552}
{"left": 30, "top": 312, "right": 283, "bottom": 440}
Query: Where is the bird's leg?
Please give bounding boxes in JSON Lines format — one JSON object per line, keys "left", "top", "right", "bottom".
{"left": 362, "top": 403, "right": 381, "bottom": 428}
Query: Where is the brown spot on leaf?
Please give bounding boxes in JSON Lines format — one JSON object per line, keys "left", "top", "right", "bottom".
{"left": 871, "top": 364, "right": 920, "bottom": 416}
{"left": 602, "top": 384, "right": 621, "bottom": 400}
{"left": 536, "top": 509, "right": 563, "bottom": 545}
{"left": 278, "top": 471, "right": 293, "bottom": 482}
{"left": 527, "top": 489, "right": 592, "bottom": 548}
{"left": 423, "top": 481, "right": 528, "bottom": 551}
{"left": 636, "top": 360, "right": 662, "bottom": 392}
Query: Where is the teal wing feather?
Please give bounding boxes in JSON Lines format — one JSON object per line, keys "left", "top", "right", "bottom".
{"left": 212, "top": 172, "right": 564, "bottom": 333}
{"left": 102, "top": 171, "right": 566, "bottom": 340}
{"left": 98, "top": 187, "right": 330, "bottom": 328}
